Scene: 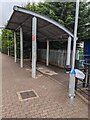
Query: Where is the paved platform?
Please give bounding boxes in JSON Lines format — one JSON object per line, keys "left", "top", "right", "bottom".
{"left": 0, "top": 53, "right": 2, "bottom": 119}
{"left": 24, "top": 60, "right": 69, "bottom": 89}
{"left": 2, "top": 54, "right": 88, "bottom": 118}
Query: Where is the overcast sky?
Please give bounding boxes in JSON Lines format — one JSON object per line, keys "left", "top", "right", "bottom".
{"left": 0, "top": 0, "right": 43, "bottom": 29}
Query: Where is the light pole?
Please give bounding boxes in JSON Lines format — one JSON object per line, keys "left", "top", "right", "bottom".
{"left": 69, "top": 0, "right": 80, "bottom": 98}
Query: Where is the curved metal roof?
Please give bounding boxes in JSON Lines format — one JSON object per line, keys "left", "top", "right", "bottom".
{"left": 6, "top": 6, "right": 74, "bottom": 42}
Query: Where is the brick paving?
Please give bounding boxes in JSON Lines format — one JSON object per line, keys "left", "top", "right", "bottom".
{"left": 0, "top": 53, "right": 2, "bottom": 119}
{"left": 1, "top": 53, "right": 88, "bottom": 118}
{"left": 36, "top": 62, "right": 69, "bottom": 89}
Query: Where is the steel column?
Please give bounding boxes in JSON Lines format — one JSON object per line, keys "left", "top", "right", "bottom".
{"left": 46, "top": 40, "right": 49, "bottom": 66}
{"left": 69, "top": 0, "right": 79, "bottom": 98}
{"left": 66, "top": 36, "right": 71, "bottom": 66}
{"left": 8, "top": 45, "right": 10, "bottom": 56}
{"left": 20, "top": 27, "right": 23, "bottom": 68}
{"left": 7, "top": 36, "right": 10, "bottom": 56}
{"left": 14, "top": 32, "right": 17, "bottom": 62}
{"left": 32, "top": 17, "right": 37, "bottom": 78}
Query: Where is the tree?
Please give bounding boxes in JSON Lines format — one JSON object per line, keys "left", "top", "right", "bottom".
{"left": 1, "top": 29, "right": 20, "bottom": 57}
{"left": 1, "top": 29, "right": 13, "bottom": 54}
{"left": 25, "top": 2, "right": 89, "bottom": 41}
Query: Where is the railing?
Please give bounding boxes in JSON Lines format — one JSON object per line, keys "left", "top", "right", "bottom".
{"left": 38, "top": 49, "right": 68, "bottom": 67}
{"left": 75, "top": 62, "right": 90, "bottom": 100}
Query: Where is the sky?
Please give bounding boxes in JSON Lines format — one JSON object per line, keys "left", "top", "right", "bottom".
{"left": 0, "top": 0, "right": 43, "bottom": 29}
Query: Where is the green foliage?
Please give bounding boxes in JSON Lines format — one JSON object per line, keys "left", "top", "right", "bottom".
{"left": 1, "top": 29, "right": 13, "bottom": 54}
{"left": 25, "top": 2, "right": 89, "bottom": 41}
{"left": 24, "top": 2, "right": 89, "bottom": 49}
{"left": 78, "top": 2, "right": 89, "bottom": 41}
{"left": 1, "top": 29, "right": 20, "bottom": 57}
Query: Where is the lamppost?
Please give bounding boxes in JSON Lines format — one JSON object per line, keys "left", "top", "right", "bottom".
{"left": 69, "top": 0, "right": 80, "bottom": 98}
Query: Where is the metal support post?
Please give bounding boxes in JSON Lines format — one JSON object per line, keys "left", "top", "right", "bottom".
{"left": 66, "top": 36, "right": 71, "bottom": 66}
{"left": 46, "top": 40, "right": 49, "bottom": 66}
{"left": 32, "top": 17, "right": 37, "bottom": 78}
{"left": 69, "top": 69, "right": 76, "bottom": 98}
{"left": 20, "top": 27, "right": 23, "bottom": 68}
{"left": 7, "top": 36, "right": 10, "bottom": 56}
{"left": 69, "top": 0, "right": 79, "bottom": 98}
{"left": 8, "top": 45, "right": 10, "bottom": 56}
{"left": 14, "top": 32, "right": 17, "bottom": 63}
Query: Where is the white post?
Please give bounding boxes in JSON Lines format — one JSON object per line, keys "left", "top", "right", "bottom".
{"left": 8, "top": 45, "right": 10, "bottom": 56}
{"left": 14, "top": 32, "right": 17, "bottom": 63}
{"left": 76, "top": 50, "right": 79, "bottom": 60}
{"left": 69, "top": 0, "right": 79, "bottom": 98}
{"left": 7, "top": 36, "right": 10, "bottom": 56}
{"left": 20, "top": 27, "right": 23, "bottom": 68}
{"left": 46, "top": 40, "right": 49, "bottom": 66}
{"left": 32, "top": 17, "right": 37, "bottom": 78}
{"left": 66, "top": 36, "right": 71, "bottom": 66}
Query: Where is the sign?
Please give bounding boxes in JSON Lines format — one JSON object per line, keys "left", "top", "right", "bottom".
{"left": 32, "top": 35, "right": 35, "bottom": 41}
{"left": 75, "top": 69, "right": 85, "bottom": 80}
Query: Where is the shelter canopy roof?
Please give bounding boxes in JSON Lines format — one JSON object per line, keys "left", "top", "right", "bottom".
{"left": 6, "top": 6, "right": 74, "bottom": 42}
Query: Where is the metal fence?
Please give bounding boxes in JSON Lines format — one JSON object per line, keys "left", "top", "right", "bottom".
{"left": 38, "top": 49, "right": 67, "bottom": 67}
{"left": 75, "top": 62, "right": 90, "bottom": 101}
